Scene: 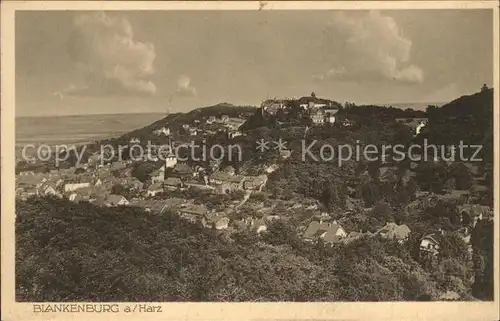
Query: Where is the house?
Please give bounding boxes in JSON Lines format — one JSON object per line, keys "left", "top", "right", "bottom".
{"left": 210, "top": 171, "right": 245, "bottom": 193}
{"left": 225, "top": 118, "right": 246, "bottom": 131}
{"left": 203, "top": 214, "right": 230, "bottom": 230}
{"left": 154, "top": 127, "right": 170, "bottom": 136}
{"left": 250, "top": 218, "right": 267, "bottom": 234}
{"left": 303, "top": 220, "right": 347, "bottom": 244}
{"left": 376, "top": 222, "right": 411, "bottom": 243}
{"left": 264, "top": 164, "right": 279, "bottom": 174}
{"left": 395, "top": 118, "right": 428, "bottom": 135}
{"left": 209, "top": 159, "right": 223, "bottom": 172}
{"left": 228, "top": 130, "right": 243, "bottom": 139}
{"left": 280, "top": 150, "right": 292, "bottom": 160}
{"left": 342, "top": 231, "right": 368, "bottom": 244}
{"left": 182, "top": 124, "right": 191, "bottom": 130}
{"left": 20, "top": 187, "right": 38, "bottom": 199}
{"left": 68, "top": 192, "right": 83, "bottom": 202}
{"left": 261, "top": 99, "right": 287, "bottom": 115}
{"left": 457, "top": 227, "right": 472, "bottom": 245}
{"left": 178, "top": 204, "right": 208, "bottom": 223}
{"left": 206, "top": 116, "right": 216, "bottom": 124}
{"left": 171, "top": 163, "right": 194, "bottom": 178}
{"left": 39, "top": 183, "right": 61, "bottom": 198}
{"left": 243, "top": 175, "right": 268, "bottom": 192}
{"left": 298, "top": 92, "right": 337, "bottom": 110}
{"left": 325, "top": 115, "right": 336, "bottom": 123}
{"left": 457, "top": 204, "right": 491, "bottom": 227}
{"left": 341, "top": 119, "right": 354, "bottom": 127}
{"left": 419, "top": 232, "right": 443, "bottom": 257}
{"left": 221, "top": 165, "right": 236, "bottom": 176}
{"left": 69, "top": 192, "right": 92, "bottom": 203}
{"left": 220, "top": 115, "right": 230, "bottom": 123}
{"left": 94, "top": 177, "right": 103, "bottom": 187}
{"left": 64, "top": 181, "right": 91, "bottom": 193}
{"left": 309, "top": 109, "right": 325, "bottom": 124}
{"left": 147, "top": 183, "right": 164, "bottom": 197}
{"left": 439, "top": 291, "right": 461, "bottom": 301}
{"left": 19, "top": 171, "right": 35, "bottom": 176}
{"left": 150, "top": 166, "right": 166, "bottom": 184}
{"left": 415, "top": 121, "right": 426, "bottom": 135}
{"left": 106, "top": 194, "right": 129, "bottom": 206}
{"left": 129, "top": 137, "right": 141, "bottom": 144}
{"left": 323, "top": 108, "right": 339, "bottom": 124}
{"left": 189, "top": 128, "right": 199, "bottom": 136}
{"left": 126, "top": 179, "right": 144, "bottom": 192}
{"left": 164, "top": 177, "right": 184, "bottom": 190}
{"left": 159, "top": 197, "right": 186, "bottom": 213}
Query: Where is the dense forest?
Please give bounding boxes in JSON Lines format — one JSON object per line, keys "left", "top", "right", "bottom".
{"left": 16, "top": 197, "right": 487, "bottom": 302}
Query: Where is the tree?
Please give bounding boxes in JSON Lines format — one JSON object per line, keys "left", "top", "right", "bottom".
{"left": 415, "top": 162, "right": 448, "bottom": 193}
{"left": 74, "top": 167, "right": 86, "bottom": 174}
{"left": 471, "top": 220, "right": 493, "bottom": 300}
{"left": 448, "top": 163, "right": 472, "bottom": 190}
{"left": 111, "top": 184, "right": 127, "bottom": 196}
{"left": 131, "top": 162, "right": 156, "bottom": 182}
{"left": 370, "top": 201, "right": 394, "bottom": 223}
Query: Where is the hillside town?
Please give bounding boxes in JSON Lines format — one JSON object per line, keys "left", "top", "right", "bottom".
{"left": 15, "top": 92, "right": 493, "bottom": 268}
{"left": 17, "top": 93, "right": 351, "bottom": 235}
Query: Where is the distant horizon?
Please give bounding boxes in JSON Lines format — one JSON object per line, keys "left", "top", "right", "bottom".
{"left": 15, "top": 97, "right": 461, "bottom": 118}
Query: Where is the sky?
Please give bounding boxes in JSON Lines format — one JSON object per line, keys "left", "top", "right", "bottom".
{"left": 16, "top": 9, "right": 494, "bottom": 116}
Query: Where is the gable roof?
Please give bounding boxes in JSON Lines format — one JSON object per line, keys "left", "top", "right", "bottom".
{"left": 210, "top": 171, "right": 245, "bottom": 184}
{"left": 164, "top": 177, "right": 183, "bottom": 186}
{"left": 377, "top": 222, "right": 411, "bottom": 240}
{"left": 304, "top": 221, "right": 320, "bottom": 239}
{"left": 304, "top": 221, "right": 344, "bottom": 241}
{"left": 421, "top": 233, "right": 443, "bottom": 245}
{"left": 205, "top": 214, "right": 229, "bottom": 224}
{"left": 298, "top": 96, "right": 336, "bottom": 106}
{"left": 173, "top": 163, "right": 193, "bottom": 174}
{"left": 180, "top": 204, "right": 208, "bottom": 216}
{"left": 148, "top": 183, "right": 163, "bottom": 191}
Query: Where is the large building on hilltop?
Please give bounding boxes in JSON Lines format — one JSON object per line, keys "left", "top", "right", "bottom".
{"left": 298, "top": 92, "right": 340, "bottom": 110}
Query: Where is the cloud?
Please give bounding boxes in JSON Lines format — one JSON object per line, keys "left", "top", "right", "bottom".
{"left": 66, "top": 12, "right": 156, "bottom": 96}
{"left": 317, "top": 11, "right": 423, "bottom": 84}
{"left": 175, "top": 75, "right": 197, "bottom": 97}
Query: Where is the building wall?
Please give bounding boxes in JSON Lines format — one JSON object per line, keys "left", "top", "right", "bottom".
{"left": 64, "top": 182, "right": 90, "bottom": 192}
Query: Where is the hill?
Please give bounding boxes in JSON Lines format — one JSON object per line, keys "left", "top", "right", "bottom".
{"left": 418, "top": 88, "right": 494, "bottom": 163}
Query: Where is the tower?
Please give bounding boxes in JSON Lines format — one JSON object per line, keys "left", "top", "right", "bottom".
{"left": 165, "top": 135, "right": 177, "bottom": 169}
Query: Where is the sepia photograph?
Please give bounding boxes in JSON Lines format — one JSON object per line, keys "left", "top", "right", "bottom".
{"left": 1, "top": 1, "right": 499, "bottom": 320}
